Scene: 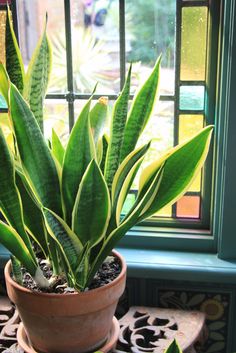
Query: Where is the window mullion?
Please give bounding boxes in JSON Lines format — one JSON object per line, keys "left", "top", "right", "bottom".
{"left": 64, "top": 0, "right": 74, "bottom": 131}
{"left": 119, "top": 0, "right": 126, "bottom": 89}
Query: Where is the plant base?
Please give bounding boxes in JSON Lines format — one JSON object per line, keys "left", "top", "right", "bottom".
{"left": 17, "top": 317, "right": 120, "bottom": 353}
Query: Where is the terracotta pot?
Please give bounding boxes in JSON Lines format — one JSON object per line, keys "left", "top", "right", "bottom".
{"left": 5, "top": 250, "right": 126, "bottom": 353}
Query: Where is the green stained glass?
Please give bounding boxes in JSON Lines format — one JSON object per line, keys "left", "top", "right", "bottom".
{"left": 179, "top": 115, "right": 204, "bottom": 191}
{"left": 180, "top": 86, "right": 205, "bottom": 110}
{"left": 0, "top": 95, "right": 7, "bottom": 109}
{"left": 181, "top": 7, "right": 208, "bottom": 81}
{"left": 122, "top": 193, "right": 136, "bottom": 215}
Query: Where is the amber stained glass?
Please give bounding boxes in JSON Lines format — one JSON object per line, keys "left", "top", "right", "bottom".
{"left": 179, "top": 115, "right": 204, "bottom": 192}
{"left": 176, "top": 196, "right": 200, "bottom": 218}
{"left": 181, "top": 7, "right": 208, "bottom": 81}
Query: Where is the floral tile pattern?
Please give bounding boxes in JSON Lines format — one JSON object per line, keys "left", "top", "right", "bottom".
{"left": 157, "top": 289, "right": 229, "bottom": 353}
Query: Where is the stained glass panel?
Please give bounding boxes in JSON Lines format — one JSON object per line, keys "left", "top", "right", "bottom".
{"left": 0, "top": 11, "right": 6, "bottom": 65}
{"left": 180, "top": 86, "right": 205, "bottom": 111}
{"left": 179, "top": 115, "right": 204, "bottom": 192}
{"left": 181, "top": 7, "right": 208, "bottom": 81}
{"left": 176, "top": 196, "right": 200, "bottom": 218}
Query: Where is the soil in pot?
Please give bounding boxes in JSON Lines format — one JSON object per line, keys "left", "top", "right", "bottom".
{"left": 20, "top": 255, "right": 121, "bottom": 294}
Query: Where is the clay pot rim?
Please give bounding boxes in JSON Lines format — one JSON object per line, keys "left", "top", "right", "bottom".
{"left": 4, "top": 249, "right": 126, "bottom": 298}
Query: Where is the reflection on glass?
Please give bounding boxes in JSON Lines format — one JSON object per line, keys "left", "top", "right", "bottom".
{"left": 181, "top": 7, "right": 208, "bottom": 81}
{"left": 176, "top": 196, "right": 200, "bottom": 218}
{"left": 125, "top": 0, "right": 175, "bottom": 95}
{"left": 71, "top": 0, "right": 120, "bottom": 94}
{"left": 43, "top": 99, "right": 69, "bottom": 144}
{"left": 179, "top": 115, "right": 203, "bottom": 192}
{"left": 17, "top": 0, "right": 66, "bottom": 93}
{"left": 180, "top": 86, "right": 205, "bottom": 110}
{"left": 0, "top": 11, "right": 6, "bottom": 65}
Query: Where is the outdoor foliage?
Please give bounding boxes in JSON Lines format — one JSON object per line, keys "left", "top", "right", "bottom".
{"left": 126, "top": 0, "right": 175, "bottom": 67}
{"left": 0, "top": 10, "right": 213, "bottom": 291}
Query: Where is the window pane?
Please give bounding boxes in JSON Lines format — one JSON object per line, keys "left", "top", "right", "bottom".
{"left": 181, "top": 7, "right": 208, "bottom": 81}
{"left": 71, "top": 0, "right": 120, "bottom": 95}
{"left": 180, "top": 86, "right": 205, "bottom": 110}
{"left": 179, "top": 115, "right": 204, "bottom": 192}
{"left": 134, "top": 101, "right": 174, "bottom": 188}
{"left": 43, "top": 99, "right": 69, "bottom": 143}
{"left": 17, "top": 0, "right": 66, "bottom": 93}
{"left": 125, "top": 0, "right": 175, "bottom": 95}
{"left": 176, "top": 196, "right": 200, "bottom": 218}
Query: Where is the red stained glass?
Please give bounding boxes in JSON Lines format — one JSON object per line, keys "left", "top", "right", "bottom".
{"left": 176, "top": 196, "right": 200, "bottom": 218}
{"left": 0, "top": 1, "right": 11, "bottom": 4}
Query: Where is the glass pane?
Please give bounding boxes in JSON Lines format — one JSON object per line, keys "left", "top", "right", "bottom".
{"left": 179, "top": 115, "right": 204, "bottom": 192}
{"left": 155, "top": 204, "right": 172, "bottom": 218}
{"left": 71, "top": 0, "right": 120, "bottom": 95}
{"left": 0, "top": 95, "right": 7, "bottom": 109}
{"left": 0, "top": 113, "right": 13, "bottom": 148}
{"left": 134, "top": 101, "right": 174, "bottom": 189}
{"left": 176, "top": 196, "right": 200, "bottom": 218}
{"left": 122, "top": 193, "right": 136, "bottom": 215}
{"left": 181, "top": 7, "right": 208, "bottom": 81}
{"left": 125, "top": 0, "right": 175, "bottom": 95}
{"left": 179, "top": 114, "right": 204, "bottom": 142}
{"left": 17, "top": 0, "right": 66, "bottom": 93}
{"left": 0, "top": 11, "right": 6, "bottom": 65}
{"left": 43, "top": 99, "right": 69, "bottom": 144}
{"left": 180, "top": 86, "right": 205, "bottom": 110}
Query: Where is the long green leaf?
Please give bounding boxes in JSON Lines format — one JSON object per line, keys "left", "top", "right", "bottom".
{"left": 104, "top": 65, "right": 132, "bottom": 189}
{"left": 6, "top": 7, "right": 25, "bottom": 93}
{"left": 87, "top": 165, "right": 164, "bottom": 285}
{"left": 90, "top": 96, "right": 108, "bottom": 147}
{"left": 15, "top": 170, "right": 48, "bottom": 257}
{"left": 9, "top": 83, "right": 62, "bottom": 216}
{"left": 62, "top": 98, "right": 96, "bottom": 224}
{"left": 0, "top": 221, "right": 37, "bottom": 275}
{"left": 164, "top": 339, "right": 182, "bottom": 353}
{"left": 51, "top": 128, "right": 65, "bottom": 167}
{"left": 43, "top": 208, "right": 83, "bottom": 276}
{"left": 0, "top": 128, "right": 36, "bottom": 260}
{"left": 0, "top": 63, "right": 10, "bottom": 105}
{"left": 138, "top": 125, "right": 214, "bottom": 214}
{"left": 120, "top": 55, "right": 161, "bottom": 162}
{"left": 23, "top": 16, "right": 52, "bottom": 132}
{"left": 112, "top": 143, "right": 150, "bottom": 209}
{"left": 100, "top": 134, "right": 109, "bottom": 174}
{"left": 72, "top": 159, "right": 110, "bottom": 248}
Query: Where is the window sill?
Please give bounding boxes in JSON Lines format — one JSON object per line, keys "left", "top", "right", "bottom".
{"left": 1, "top": 245, "right": 236, "bottom": 285}
{"left": 116, "top": 247, "right": 236, "bottom": 285}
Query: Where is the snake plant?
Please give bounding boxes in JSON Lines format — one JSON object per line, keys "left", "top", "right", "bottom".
{"left": 0, "top": 10, "right": 213, "bottom": 291}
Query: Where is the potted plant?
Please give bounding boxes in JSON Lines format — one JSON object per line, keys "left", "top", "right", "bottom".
{"left": 0, "top": 10, "right": 213, "bottom": 353}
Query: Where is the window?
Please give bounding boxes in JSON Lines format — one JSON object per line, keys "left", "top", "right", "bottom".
{"left": 1, "top": 0, "right": 233, "bottom": 256}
